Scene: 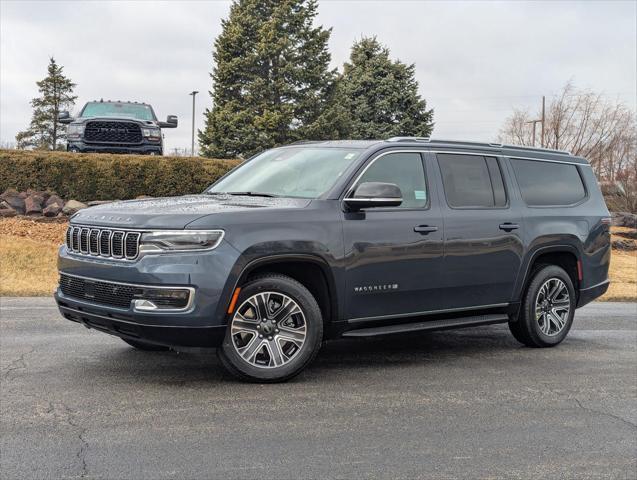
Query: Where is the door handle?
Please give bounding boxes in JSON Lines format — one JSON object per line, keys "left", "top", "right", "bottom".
{"left": 499, "top": 223, "right": 519, "bottom": 232}
{"left": 414, "top": 225, "right": 438, "bottom": 234}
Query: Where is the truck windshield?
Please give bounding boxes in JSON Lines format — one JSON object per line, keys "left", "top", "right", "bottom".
{"left": 207, "top": 147, "right": 362, "bottom": 199}
{"left": 80, "top": 102, "right": 155, "bottom": 121}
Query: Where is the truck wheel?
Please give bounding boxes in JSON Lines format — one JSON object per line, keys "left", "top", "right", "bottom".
{"left": 217, "top": 274, "right": 323, "bottom": 383}
{"left": 121, "top": 338, "right": 169, "bottom": 351}
{"left": 508, "top": 265, "right": 576, "bottom": 347}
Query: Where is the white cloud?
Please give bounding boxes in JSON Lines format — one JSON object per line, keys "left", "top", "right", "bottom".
{"left": 1, "top": 0, "right": 635, "bottom": 151}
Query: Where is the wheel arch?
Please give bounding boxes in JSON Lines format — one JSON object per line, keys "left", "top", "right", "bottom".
{"left": 514, "top": 244, "right": 582, "bottom": 305}
{"left": 230, "top": 254, "right": 340, "bottom": 330}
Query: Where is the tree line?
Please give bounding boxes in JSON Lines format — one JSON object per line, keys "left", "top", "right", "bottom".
{"left": 198, "top": 0, "right": 433, "bottom": 158}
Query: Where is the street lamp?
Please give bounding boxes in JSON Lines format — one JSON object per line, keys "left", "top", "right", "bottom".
{"left": 189, "top": 91, "right": 199, "bottom": 157}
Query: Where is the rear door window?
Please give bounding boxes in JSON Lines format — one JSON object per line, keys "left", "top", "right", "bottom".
{"left": 510, "top": 159, "right": 586, "bottom": 206}
{"left": 437, "top": 154, "right": 507, "bottom": 208}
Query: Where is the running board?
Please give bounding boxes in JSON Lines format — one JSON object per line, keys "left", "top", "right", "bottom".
{"left": 341, "top": 314, "right": 509, "bottom": 338}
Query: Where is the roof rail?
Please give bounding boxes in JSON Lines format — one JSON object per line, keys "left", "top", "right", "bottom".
{"left": 385, "top": 137, "right": 571, "bottom": 155}
{"left": 502, "top": 144, "right": 571, "bottom": 156}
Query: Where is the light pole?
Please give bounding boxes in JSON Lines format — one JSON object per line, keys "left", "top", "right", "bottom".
{"left": 189, "top": 91, "right": 199, "bottom": 157}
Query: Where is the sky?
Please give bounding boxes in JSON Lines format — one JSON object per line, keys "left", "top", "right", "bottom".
{"left": 1, "top": 0, "right": 635, "bottom": 154}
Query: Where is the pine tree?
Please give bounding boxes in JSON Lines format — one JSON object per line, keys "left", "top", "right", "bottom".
{"left": 16, "top": 57, "right": 77, "bottom": 150}
{"left": 199, "top": 0, "right": 345, "bottom": 158}
{"left": 338, "top": 37, "right": 434, "bottom": 139}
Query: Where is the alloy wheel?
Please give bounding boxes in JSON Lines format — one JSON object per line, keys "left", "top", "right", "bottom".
{"left": 230, "top": 292, "right": 307, "bottom": 368}
{"left": 535, "top": 277, "right": 571, "bottom": 336}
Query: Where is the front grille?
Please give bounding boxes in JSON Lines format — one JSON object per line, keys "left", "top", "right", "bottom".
{"left": 59, "top": 274, "right": 136, "bottom": 309}
{"left": 66, "top": 225, "right": 140, "bottom": 260}
{"left": 84, "top": 121, "right": 143, "bottom": 144}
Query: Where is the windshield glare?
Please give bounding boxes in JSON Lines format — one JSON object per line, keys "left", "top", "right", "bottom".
{"left": 208, "top": 147, "right": 362, "bottom": 199}
{"left": 80, "top": 102, "right": 155, "bottom": 121}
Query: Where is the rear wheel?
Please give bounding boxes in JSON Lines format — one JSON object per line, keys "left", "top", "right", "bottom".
{"left": 121, "top": 338, "right": 169, "bottom": 351}
{"left": 217, "top": 274, "right": 323, "bottom": 383}
{"left": 508, "top": 265, "right": 576, "bottom": 347}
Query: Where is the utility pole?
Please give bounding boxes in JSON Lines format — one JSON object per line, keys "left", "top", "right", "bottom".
{"left": 189, "top": 90, "right": 199, "bottom": 157}
{"left": 525, "top": 119, "right": 542, "bottom": 146}
{"left": 540, "top": 95, "right": 546, "bottom": 148}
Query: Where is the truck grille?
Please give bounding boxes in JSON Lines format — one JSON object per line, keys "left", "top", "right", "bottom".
{"left": 59, "top": 274, "right": 136, "bottom": 309}
{"left": 84, "top": 121, "right": 143, "bottom": 144}
{"left": 66, "top": 225, "right": 141, "bottom": 260}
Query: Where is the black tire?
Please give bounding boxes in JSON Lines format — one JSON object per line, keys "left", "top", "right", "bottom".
{"left": 121, "top": 338, "right": 170, "bottom": 351}
{"left": 509, "top": 264, "right": 576, "bottom": 347}
{"left": 217, "top": 274, "right": 323, "bottom": 383}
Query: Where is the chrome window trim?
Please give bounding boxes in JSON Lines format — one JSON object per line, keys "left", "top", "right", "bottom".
{"left": 58, "top": 272, "right": 196, "bottom": 314}
{"left": 428, "top": 149, "right": 590, "bottom": 167}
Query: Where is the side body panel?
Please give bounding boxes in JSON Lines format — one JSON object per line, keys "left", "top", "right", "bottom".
{"left": 427, "top": 151, "right": 526, "bottom": 309}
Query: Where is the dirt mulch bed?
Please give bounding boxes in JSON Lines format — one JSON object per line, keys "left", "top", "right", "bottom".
{"left": 0, "top": 217, "right": 68, "bottom": 244}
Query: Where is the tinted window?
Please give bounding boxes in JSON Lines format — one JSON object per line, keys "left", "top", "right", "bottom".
{"left": 511, "top": 159, "right": 586, "bottom": 206}
{"left": 357, "top": 153, "right": 427, "bottom": 208}
{"left": 438, "top": 154, "right": 507, "bottom": 208}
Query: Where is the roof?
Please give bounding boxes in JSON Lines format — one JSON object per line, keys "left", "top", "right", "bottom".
{"left": 291, "top": 137, "right": 588, "bottom": 164}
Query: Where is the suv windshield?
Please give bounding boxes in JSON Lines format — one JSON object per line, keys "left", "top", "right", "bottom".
{"left": 208, "top": 147, "right": 362, "bottom": 199}
{"left": 80, "top": 102, "right": 155, "bottom": 121}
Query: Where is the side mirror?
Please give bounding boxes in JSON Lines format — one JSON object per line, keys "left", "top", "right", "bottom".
{"left": 58, "top": 111, "right": 73, "bottom": 124}
{"left": 344, "top": 182, "right": 403, "bottom": 211}
{"left": 159, "top": 115, "right": 178, "bottom": 128}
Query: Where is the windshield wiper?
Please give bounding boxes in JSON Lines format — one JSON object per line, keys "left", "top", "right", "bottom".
{"left": 224, "top": 191, "right": 280, "bottom": 198}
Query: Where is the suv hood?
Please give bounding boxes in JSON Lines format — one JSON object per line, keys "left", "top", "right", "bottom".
{"left": 71, "top": 194, "right": 311, "bottom": 229}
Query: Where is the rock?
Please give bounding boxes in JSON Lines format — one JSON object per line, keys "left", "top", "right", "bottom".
{"left": 612, "top": 239, "right": 637, "bottom": 251}
{"left": 87, "top": 200, "right": 113, "bottom": 207}
{"left": 45, "top": 194, "right": 64, "bottom": 207}
{"left": 62, "top": 199, "right": 87, "bottom": 215}
{"left": 611, "top": 212, "right": 637, "bottom": 228}
{"left": 1, "top": 192, "right": 25, "bottom": 214}
{"left": 43, "top": 203, "right": 62, "bottom": 217}
{"left": 0, "top": 200, "right": 17, "bottom": 217}
{"left": 24, "top": 194, "right": 44, "bottom": 215}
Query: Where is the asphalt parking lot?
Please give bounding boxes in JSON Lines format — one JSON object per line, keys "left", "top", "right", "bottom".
{"left": 1, "top": 298, "right": 635, "bottom": 479}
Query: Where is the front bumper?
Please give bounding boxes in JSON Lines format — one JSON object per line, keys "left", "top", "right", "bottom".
{"left": 55, "top": 241, "right": 240, "bottom": 347}
{"left": 67, "top": 140, "right": 162, "bottom": 155}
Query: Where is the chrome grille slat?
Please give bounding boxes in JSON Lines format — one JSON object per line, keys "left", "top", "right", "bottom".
{"left": 65, "top": 225, "right": 140, "bottom": 261}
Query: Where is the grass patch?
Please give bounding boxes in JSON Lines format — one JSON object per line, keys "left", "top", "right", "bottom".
{"left": 0, "top": 218, "right": 635, "bottom": 301}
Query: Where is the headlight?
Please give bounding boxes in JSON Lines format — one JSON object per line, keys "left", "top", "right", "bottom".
{"left": 67, "top": 124, "right": 85, "bottom": 136}
{"left": 139, "top": 230, "right": 224, "bottom": 254}
{"left": 142, "top": 128, "right": 161, "bottom": 139}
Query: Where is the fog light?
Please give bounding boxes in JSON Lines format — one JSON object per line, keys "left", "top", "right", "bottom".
{"left": 132, "top": 287, "right": 192, "bottom": 311}
{"left": 133, "top": 299, "right": 159, "bottom": 311}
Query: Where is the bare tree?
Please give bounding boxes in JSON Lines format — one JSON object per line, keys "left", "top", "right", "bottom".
{"left": 498, "top": 82, "right": 637, "bottom": 212}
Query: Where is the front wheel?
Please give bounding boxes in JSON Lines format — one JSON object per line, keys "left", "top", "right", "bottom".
{"left": 217, "top": 274, "right": 323, "bottom": 382}
{"left": 509, "top": 265, "right": 576, "bottom": 347}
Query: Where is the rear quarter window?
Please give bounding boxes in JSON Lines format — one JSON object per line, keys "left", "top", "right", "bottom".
{"left": 510, "top": 159, "right": 587, "bottom": 206}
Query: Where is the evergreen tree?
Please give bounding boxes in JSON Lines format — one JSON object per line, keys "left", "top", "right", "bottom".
{"left": 199, "top": 0, "right": 345, "bottom": 158}
{"left": 338, "top": 37, "right": 434, "bottom": 139}
{"left": 16, "top": 57, "right": 77, "bottom": 150}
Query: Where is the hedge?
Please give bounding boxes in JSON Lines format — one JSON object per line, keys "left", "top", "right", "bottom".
{"left": 0, "top": 149, "right": 240, "bottom": 202}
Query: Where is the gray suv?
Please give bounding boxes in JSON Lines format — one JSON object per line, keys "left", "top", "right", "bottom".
{"left": 55, "top": 138, "right": 611, "bottom": 382}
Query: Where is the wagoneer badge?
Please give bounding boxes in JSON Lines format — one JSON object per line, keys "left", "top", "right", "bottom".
{"left": 354, "top": 283, "right": 399, "bottom": 294}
